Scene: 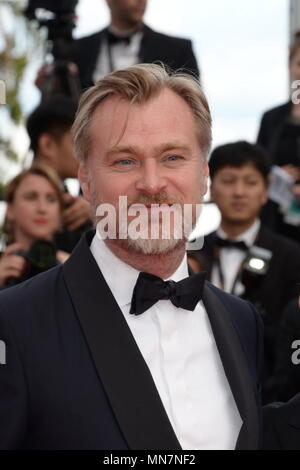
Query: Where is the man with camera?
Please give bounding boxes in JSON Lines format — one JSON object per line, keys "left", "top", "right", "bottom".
{"left": 189, "top": 141, "right": 300, "bottom": 402}
{"left": 71, "top": 0, "right": 199, "bottom": 89}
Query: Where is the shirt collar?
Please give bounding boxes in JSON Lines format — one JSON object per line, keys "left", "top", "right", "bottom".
{"left": 107, "top": 25, "right": 143, "bottom": 38}
{"left": 90, "top": 233, "right": 189, "bottom": 308}
{"left": 217, "top": 219, "right": 261, "bottom": 248}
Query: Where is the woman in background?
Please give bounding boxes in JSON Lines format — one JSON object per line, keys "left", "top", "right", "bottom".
{"left": 0, "top": 164, "right": 69, "bottom": 288}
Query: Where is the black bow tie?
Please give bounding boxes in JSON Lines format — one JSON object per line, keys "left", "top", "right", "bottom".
{"left": 106, "top": 29, "right": 132, "bottom": 46}
{"left": 215, "top": 236, "right": 248, "bottom": 251}
{"left": 130, "top": 271, "right": 206, "bottom": 316}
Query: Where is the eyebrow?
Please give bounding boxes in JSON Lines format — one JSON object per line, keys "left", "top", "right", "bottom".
{"left": 106, "top": 142, "right": 191, "bottom": 157}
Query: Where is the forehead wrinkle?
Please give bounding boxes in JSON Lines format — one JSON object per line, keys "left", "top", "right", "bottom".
{"left": 106, "top": 141, "right": 191, "bottom": 157}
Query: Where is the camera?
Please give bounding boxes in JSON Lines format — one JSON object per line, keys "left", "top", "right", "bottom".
{"left": 241, "top": 245, "right": 273, "bottom": 317}
{"left": 6, "top": 239, "right": 57, "bottom": 287}
{"left": 24, "top": 0, "right": 81, "bottom": 98}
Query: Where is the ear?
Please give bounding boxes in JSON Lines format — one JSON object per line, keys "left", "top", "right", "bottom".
{"left": 78, "top": 164, "right": 91, "bottom": 202}
{"left": 38, "top": 133, "right": 59, "bottom": 167}
{"left": 5, "top": 203, "right": 15, "bottom": 223}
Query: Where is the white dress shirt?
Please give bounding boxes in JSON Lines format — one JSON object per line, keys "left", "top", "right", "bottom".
{"left": 212, "top": 219, "right": 261, "bottom": 295}
{"left": 93, "top": 28, "right": 143, "bottom": 81}
{"left": 90, "top": 233, "right": 242, "bottom": 449}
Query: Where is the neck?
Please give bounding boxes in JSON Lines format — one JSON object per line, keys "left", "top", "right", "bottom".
{"left": 110, "top": 19, "right": 142, "bottom": 33}
{"left": 220, "top": 218, "right": 257, "bottom": 239}
{"left": 105, "top": 240, "right": 186, "bottom": 279}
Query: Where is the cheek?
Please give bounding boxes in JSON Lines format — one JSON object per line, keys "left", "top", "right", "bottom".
{"left": 177, "top": 165, "right": 208, "bottom": 199}
{"left": 49, "top": 205, "right": 61, "bottom": 224}
{"left": 14, "top": 202, "right": 34, "bottom": 220}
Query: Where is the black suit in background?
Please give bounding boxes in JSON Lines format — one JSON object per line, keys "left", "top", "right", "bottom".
{"left": 263, "top": 393, "right": 300, "bottom": 450}
{"left": 190, "top": 226, "right": 300, "bottom": 401}
{"left": 257, "top": 101, "right": 292, "bottom": 161}
{"left": 0, "top": 231, "right": 263, "bottom": 450}
{"left": 268, "top": 299, "right": 300, "bottom": 402}
{"left": 71, "top": 25, "right": 199, "bottom": 89}
{"left": 257, "top": 101, "right": 300, "bottom": 243}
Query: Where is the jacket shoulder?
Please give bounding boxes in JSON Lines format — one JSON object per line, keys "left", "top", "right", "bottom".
{"left": 144, "top": 25, "right": 193, "bottom": 47}
{"left": 259, "top": 226, "right": 300, "bottom": 256}
{"left": 260, "top": 101, "right": 291, "bottom": 122}
{"left": 0, "top": 265, "right": 63, "bottom": 326}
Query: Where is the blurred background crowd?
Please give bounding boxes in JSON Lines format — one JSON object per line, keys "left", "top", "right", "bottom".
{"left": 1, "top": 0, "right": 300, "bottom": 406}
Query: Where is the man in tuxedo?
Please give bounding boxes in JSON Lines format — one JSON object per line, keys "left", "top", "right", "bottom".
{"left": 0, "top": 64, "right": 262, "bottom": 450}
{"left": 188, "top": 141, "right": 300, "bottom": 400}
{"left": 263, "top": 393, "right": 300, "bottom": 449}
{"left": 71, "top": 0, "right": 199, "bottom": 89}
{"left": 263, "top": 302, "right": 300, "bottom": 450}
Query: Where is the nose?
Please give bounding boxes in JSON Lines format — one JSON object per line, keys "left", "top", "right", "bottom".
{"left": 233, "top": 181, "right": 246, "bottom": 197}
{"left": 36, "top": 197, "right": 48, "bottom": 213}
{"left": 135, "top": 160, "right": 167, "bottom": 195}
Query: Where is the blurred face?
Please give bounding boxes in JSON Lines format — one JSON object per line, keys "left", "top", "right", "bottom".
{"left": 210, "top": 164, "right": 268, "bottom": 227}
{"left": 55, "top": 131, "right": 79, "bottom": 179}
{"left": 79, "top": 88, "right": 208, "bottom": 254}
{"left": 106, "top": 0, "right": 147, "bottom": 28}
{"left": 8, "top": 174, "right": 61, "bottom": 247}
{"left": 290, "top": 47, "right": 300, "bottom": 82}
{"left": 38, "top": 129, "right": 78, "bottom": 180}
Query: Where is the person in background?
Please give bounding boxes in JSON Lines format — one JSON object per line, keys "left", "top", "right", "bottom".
{"left": 267, "top": 297, "right": 300, "bottom": 402}
{"left": 257, "top": 32, "right": 300, "bottom": 243}
{"left": 70, "top": 0, "right": 199, "bottom": 89}
{"left": 0, "top": 164, "right": 69, "bottom": 289}
{"left": 26, "top": 96, "right": 93, "bottom": 252}
{"left": 188, "top": 141, "right": 300, "bottom": 401}
{"left": 263, "top": 299, "right": 300, "bottom": 450}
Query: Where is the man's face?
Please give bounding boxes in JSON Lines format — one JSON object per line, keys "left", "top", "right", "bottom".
{"left": 79, "top": 88, "right": 208, "bottom": 254}
{"left": 210, "top": 164, "right": 268, "bottom": 226}
{"left": 106, "top": 0, "right": 147, "bottom": 27}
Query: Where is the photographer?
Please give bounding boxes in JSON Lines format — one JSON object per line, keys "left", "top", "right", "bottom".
{"left": 0, "top": 164, "right": 69, "bottom": 288}
{"left": 26, "top": 96, "right": 93, "bottom": 252}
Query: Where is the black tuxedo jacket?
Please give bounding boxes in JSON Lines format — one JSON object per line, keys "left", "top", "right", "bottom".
{"left": 0, "top": 231, "right": 262, "bottom": 450}
{"left": 263, "top": 393, "right": 300, "bottom": 450}
{"left": 71, "top": 25, "right": 199, "bottom": 89}
{"left": 192, "top": 226, "right": 300, "bottom": 328}
{"left": 257, "top": 101, "right": 292, "bottom": 157}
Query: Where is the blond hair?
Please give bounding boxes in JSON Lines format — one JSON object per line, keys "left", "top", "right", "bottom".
{"left": 72, "top": 63, "right": 212, "bottom": 162}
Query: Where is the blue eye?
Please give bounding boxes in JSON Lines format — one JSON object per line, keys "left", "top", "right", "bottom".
{"left": 166, "top": 155, "right": 181, "bottom": 162}
{"left": 117, "top": 159, "right": 133, "bottom": 166}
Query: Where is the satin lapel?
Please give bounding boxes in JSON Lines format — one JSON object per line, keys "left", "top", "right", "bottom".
{"left": 202, "top": 283, "right": 260, "bottom": 450}
{"left": 63, "top": 232, "right": 181, "bottom": 450}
